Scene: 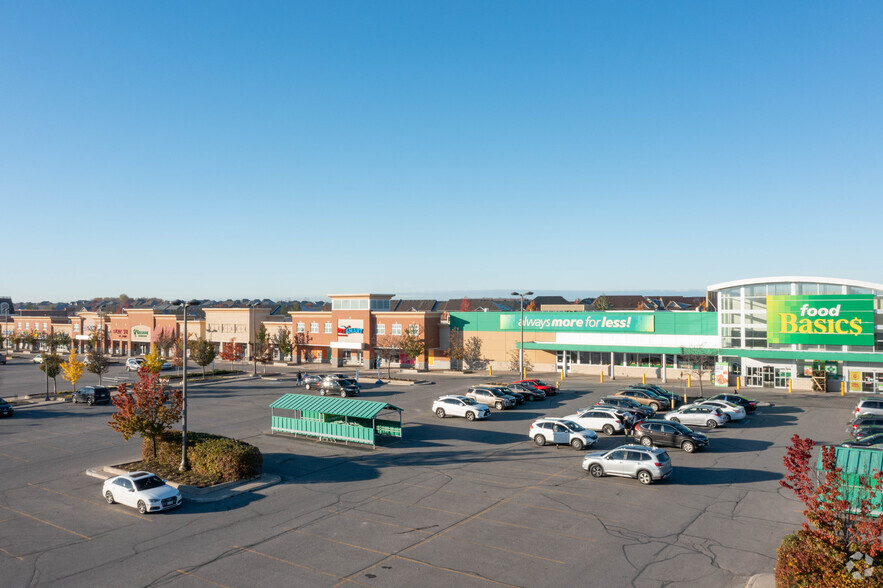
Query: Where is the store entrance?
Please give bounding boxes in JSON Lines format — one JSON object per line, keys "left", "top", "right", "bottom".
{"left": 775, "top": 368, "right": 792, "bottom": 389}
{"left": 762, "top": 366, "right": 775, "bottom": 388}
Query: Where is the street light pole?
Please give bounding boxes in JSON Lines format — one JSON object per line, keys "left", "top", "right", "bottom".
{"left": 250, "top": 302, "right": 258, "bottom": 377}
{"left": 173, "top": 299, "right": 200, "bottom": 471}
{"left": 511, "top": 291, "right": 533, "bottom": 378}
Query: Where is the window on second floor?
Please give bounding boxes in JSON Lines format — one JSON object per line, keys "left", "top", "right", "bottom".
{"left": 391, "top": 323, "right": 402, "bottom": 336}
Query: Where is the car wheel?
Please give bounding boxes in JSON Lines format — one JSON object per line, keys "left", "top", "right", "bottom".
{"left": 137, "top": 500, "right": 148, "bottom": 514}
{"left": 341, "top": 391, "right": 348, "bottom": 398}
{"left": 435, "top": 408, "right": 446, "bottom": 418}
{"left": 88, "top": 398, "right": 94, "bottom": 406}
{"left": 320, "top": 389, "right": 326, "bottom": 396}
{"left": 570, "top": 438, "right": 584, "bottom": 450}
{"left": 650, "top": 403, "right": 660, "bottom": 412}
{"left": 589, "top": 464, "right": 604, "bottom": 478}
{"left": 465, "top": 411, "right": 476, "bottom": 421}
{"left": 707, "top": 420, "right": 718, "bottom": 429}
{"left": 641, "top": 436, "right": 653, "bottom": 447}
{"left": 72, "top": 396, "right": 77, "bottom": 403}
{"left": 670, "top": 417, "right": 680, "bottom": 423}
{"left": 105, "top": 491, "right": 115, "bottom": 504}
{"left": 534, "top": 434, "right": 546, "bottom": 446}
{"left": 637, "top": 470, "right": 653, "bottom": 485}
{"left": 682, "top": 441, "right": 696, "bottom": 453}
{"left": 495, "top": 401, "right": 503, "bottom": 410}
{"left": 602, "top": 424, "right": 615, "bottom": 435}
{"left": 305, "top": 383, "right": 311, "bottom": 390}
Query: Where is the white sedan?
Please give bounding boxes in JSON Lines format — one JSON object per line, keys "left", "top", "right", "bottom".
{"left": 432, "top": 395, "right": 491, "bottom": 421}
{"left": 695, "top": 399, "right": 746, "bottom": 422}
{"left": 665, "top": 405, "right": 727, "bottom": 428}
{"left": 103, "top": 471, "right": 183, "bottom": 514}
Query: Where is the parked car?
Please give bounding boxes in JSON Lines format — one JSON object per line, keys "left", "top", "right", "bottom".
{"left": 582, "top": 444, "right": 673, "bottom": 485}
{"left": 512, "top": 379, "right": 557, "bottom": 396}
{"left": 841, "top": 433, "right": 883, "bottom": 448}
{"left": 632, "top": 419, "right": 708, "bottom": 453}
{"left": 627, "top": 384, "right": 683, "bottom": 408}
{"left": 613, "top": 389, "right": 670, "bottom": 412}
{"left": 855, "top": 398, "right": 883, "bottom": 418}
{"left": 848, "top": 416, "right": 883, "bottom": 438}
{"left": 126, "top": 357, "right": 144, "bottom": 372}
{"left": 318, "top": 378, "right": 359, "bottom": 397}
{"left": 694, "top": 399, "right": 746, "bottom": 422}
{"left": 0, "top": 398, "right": 13, "bottom": 417}
{"left": 505, "top": 383, "right": 546, "bottom": 401}
{"left": 708, "top": 393, "right": 758, "bottom": 412}
{"left": 529, "top": 418, "right": 598, "bottom": 450}
{"left": 0, "top": 354, "right": 6, "bottom": 365}
{"left": 32, "top": 355, "right": 44, "bottom": 364}
{"left": 562, "top": 407, "right": 628, "bottom": 435}
{"left": 73, "top": 386, "right": 112, "bottom": 405}
{"left": 596, "top": 396, "right": 655, "bottom": 420}
{"left": 102, "top": 471, "right": 183, "bottom": 514}
{"left": 330, "top": 377, "right": 361, "bottom": 390}
{"left": 665, "top": 405, "right": 726, "bottom": 428}
{"left": 491, "top": 386, "right": 524, "bottom": 404}
{"left": 302, "top": 375, "right": 323, "bottom": 389}
{"left": 432, "top": 395, "right": 490, "bottom": 421}
{"left": 466, "top": 386, "right": 516, "bottom": 410}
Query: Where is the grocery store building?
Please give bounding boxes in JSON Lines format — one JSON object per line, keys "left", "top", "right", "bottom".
{"left": 449, "top": 277, "right": 883, "bottom": 392}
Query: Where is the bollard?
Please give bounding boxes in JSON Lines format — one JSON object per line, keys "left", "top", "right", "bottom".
{"left": 736, "top": 377, "right": 740, "bottom": 391}
{"left": 842, "top": 381, "right": 846, "bottom": 396}
{"left": 561, "top": 369, "right": 564, "bottom": 380}
{"left": 600, "top": 372, "right": 604, "bottom": 383}
{"left": 687, "top": 375, "right": 691, "bottom": 388}
{"left": 489, "top": 365, "right": 493, "bottom": 377}
{"left": 523, "top": 367, "right": 527, "bottom": 380}
{"left": 642, "top": 373, "right": 646, "bottom": 385}
{"left": 788, "top": 378, "right": 792, "bottom": 393}
{"left": 556, "top": 380, "right": 560, "bottom": 391}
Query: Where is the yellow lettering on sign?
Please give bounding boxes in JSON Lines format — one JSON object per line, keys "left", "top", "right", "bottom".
{"left": 850, "top": 317, "right": 862, "bottom": 335}
{"left": 780, "top": 314, "right": 797, "bottom": 333}
{"left": 798, "top": 318, "right": 813, "bottom": 334}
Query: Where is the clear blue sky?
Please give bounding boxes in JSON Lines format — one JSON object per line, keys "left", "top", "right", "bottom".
{"left": 2, "top": 1, "right": 881, "bottom": 302}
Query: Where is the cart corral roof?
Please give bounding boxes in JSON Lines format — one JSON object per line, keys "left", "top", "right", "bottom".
{"left": 269, "top": 394, "right": 403, "bottom": 419}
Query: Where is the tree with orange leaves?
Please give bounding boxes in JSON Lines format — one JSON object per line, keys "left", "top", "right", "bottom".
{"left": 109, "top": 369, "right": 183, "bottom": 459}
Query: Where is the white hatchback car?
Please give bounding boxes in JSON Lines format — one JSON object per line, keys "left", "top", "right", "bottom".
{"left": 529, "top": 418, "right": 598, "bottom": 450}
{"left": 432, "top": 395, "right": 491, "bottom": 421}
{"left": 665, "top": 405, "right": 727, "bottom": 428}
{"left": 102, "top": 471, "right": 183, "bottom": 514}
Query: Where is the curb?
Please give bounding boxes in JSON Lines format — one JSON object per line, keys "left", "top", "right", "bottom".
{"left": 85, "top": 466, "right": 281, "bottom": 503}
{"left": 745, "top": 573, "right": 775, "bottom": 588}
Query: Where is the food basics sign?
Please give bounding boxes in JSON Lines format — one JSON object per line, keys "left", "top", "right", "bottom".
{"left": 766, "top": 295, "right": 874, "bottom": 346}
{"left": 500, "top": 313, "right": 654, "bottom": 333}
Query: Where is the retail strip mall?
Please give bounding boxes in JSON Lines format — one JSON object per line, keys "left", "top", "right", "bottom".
{"left": 3, "top": 277, "right": 881, "bottom": 393}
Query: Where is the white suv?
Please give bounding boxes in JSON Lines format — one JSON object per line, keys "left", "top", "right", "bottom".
{"left": 529, "top": 418, "right": 598, "bottom": 450}
{"left": 126, "top": 358, "right": 144, "bottom": 372}
{"left": 432, "top": 395, "right": 491, "bottom": 421}
{"left": 855, "top": 398, "right": 883, "bottom": 418}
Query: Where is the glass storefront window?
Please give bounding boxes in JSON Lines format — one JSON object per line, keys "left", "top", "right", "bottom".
{"left": 744, "top": 297, "right": 767, "bottom": 310}
{"left": 720, "top": 312, "right": 741, "bottom": 325}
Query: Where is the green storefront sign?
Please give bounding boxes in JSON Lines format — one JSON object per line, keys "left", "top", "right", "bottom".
{"left": 500, "top": 312, "right": 655, "bottom": 333}
{"left": 767, "top": 295, "right": 875, "bottom": 346}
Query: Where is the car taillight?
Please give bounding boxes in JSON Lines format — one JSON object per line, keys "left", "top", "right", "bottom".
{"left": 654, "top": 462, "right": 663, "bottom": 467}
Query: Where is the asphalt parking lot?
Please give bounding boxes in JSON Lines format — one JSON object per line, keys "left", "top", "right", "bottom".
{"left": 0, "top": 357, "right": 860, "bottom": 587}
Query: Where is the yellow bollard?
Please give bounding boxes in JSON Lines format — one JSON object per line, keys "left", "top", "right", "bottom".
{"left": 489, "top": 365, "right": 493, "bottom": 377}
{"left": 523, "top": 367, "right": 527, "bottom": 380}
{"left": 842, "top": 381, "right": 846, "bottom": 396}
{"left": 736, "top": 377, "right": 741, "bottom": 391}
{"left": 687, "top": 375, "right": 691, "bottom": 388}
{"left": 788, "top": 379, "right": 792, "bottom": 393}
{"left": 642, "top": 373, "right": 646, "bottom": 385}
{"left": 600, "top": 372, "right": 604, "bottom": 383}
{"left": 560, "top": 369, "right": 564, "bottom": 380}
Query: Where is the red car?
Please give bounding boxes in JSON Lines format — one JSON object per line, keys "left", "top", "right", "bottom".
{"left": 512, "top": 379, "right": 557, "bottom": 396}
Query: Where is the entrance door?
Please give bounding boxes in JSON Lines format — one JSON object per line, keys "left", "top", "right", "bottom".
{"left": 744, "top": 366, "right": 762, "bottom": 387}
{"left": 556, "top": 351, "right": 575, "bottom": 374}
{"left": 775, "top": 368, "right": 791, "bottom": 389}
{"left": 762, "top": 366, "right": 775, "bottom": 388}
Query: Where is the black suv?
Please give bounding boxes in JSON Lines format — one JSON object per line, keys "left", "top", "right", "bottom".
{"left": 319, "top": 378, "right": 360, "bottom": 398}
{"left": 632, "top": 419, "right": 708, "bottom": 453}
{"left": 505, "top": 383, "right": 546, "bottom": 401}
{"left": 73, "top": 386, "right": 112, "bottom": 405}
{"left": 0, "top": 398, "right": 13, "bottom": 417}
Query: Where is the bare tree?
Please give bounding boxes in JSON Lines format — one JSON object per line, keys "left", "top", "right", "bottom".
{"left": 448, "top": 327, "right": 465, "bottom": 371}
{"left": 680, "top": 347, "right": 719, "bottom": 398}
{"left": 373, "top": 334, "right": 401, "bottom": 379}
{"left": 508, "top": 348, "right": 532, "bottom": 374}
{"left": 464, "top": 336, "right": 487, "bottom": 371}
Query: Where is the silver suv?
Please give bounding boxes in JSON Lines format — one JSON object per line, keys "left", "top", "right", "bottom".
{"left": 466, "top": 387, "right": 516, "bottom": 410}
{"left": 582, "top": 444, "right": 673, "bottom": 485}
{"left": 855, "top": 398, "right": 883, "bottom": 418}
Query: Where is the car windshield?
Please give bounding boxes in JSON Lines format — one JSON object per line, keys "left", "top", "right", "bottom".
{"left": 132, "top": 475, "right": 166, "bottom": 491}
{"left": 561, "top": 421, "right": 584, "bottom": 431}
{"left": 656, "top": 452, "right": 671, "bottom": 463}
{"left": 671, "top": 423, "right": 694, "bottom": 434}
{"left": 461, "top": 398, "right": 477, "bottom": 406}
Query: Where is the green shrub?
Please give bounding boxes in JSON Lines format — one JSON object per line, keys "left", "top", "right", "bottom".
{"left": 142, "top": 431, "right": 262, "bottom": 483}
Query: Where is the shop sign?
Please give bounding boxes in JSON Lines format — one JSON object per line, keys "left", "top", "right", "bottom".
{"left": 499, "top": 312, "right": 655, "bottom": 333}
{"left": 337, "top": 319, "right": 364, "bottom": 343}
{"left": 131, "top": 326, "right": 151, "bottom": 342}
{"left": 714, "top": 362, "right": 729, "bottom": 387}
{"left": 849, "top": 370, "right": 863, "bottom": 393}
{"left": 766, "top": 295, "right": 874, "bottom": 346}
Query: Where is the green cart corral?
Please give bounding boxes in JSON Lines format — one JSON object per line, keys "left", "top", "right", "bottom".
{"left": 269, "top": 394, "right": 403, "bottom": 447}
{"left": 820, "top": 446, "right": 883, "bottom": 516}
